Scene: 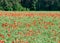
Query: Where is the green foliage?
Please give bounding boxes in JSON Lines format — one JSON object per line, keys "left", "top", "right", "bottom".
{"left": 0, "top": 0, "right": 60, "bottom": 11}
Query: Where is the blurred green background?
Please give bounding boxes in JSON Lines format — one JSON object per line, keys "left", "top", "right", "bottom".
{"left": 0, "top": 0, "right": 60, "bottom": 11}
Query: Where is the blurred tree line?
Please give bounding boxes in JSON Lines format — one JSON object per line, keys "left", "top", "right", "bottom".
{"left": 0, "top": 0, "right": 60, "bottom": 11}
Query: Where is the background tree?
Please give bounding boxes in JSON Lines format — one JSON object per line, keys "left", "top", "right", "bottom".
{"left": 0, "top": 0, "right": 60, "bottom": 11}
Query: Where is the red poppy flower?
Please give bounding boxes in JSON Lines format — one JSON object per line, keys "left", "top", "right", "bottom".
{"left": 26, "top": 23, "right": 31, "bottom": 28}
{"left": 25, "top": 41, "right": 29, "bottom": 43}
{"left": 2, "top": 23, "right": 8, "bottom": 27}
{"left": 0, "top": 34, "right": 5, "bottom": 38}
{"left": 0, "top": 40, "right": 5, "bottom": 43}
{"left": 7, "top": 34, "right": 11, "bottom": 37}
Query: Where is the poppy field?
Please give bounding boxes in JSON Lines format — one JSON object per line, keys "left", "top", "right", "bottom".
{"left": 0, "top": 12, "right": 60, "bottom": 43}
